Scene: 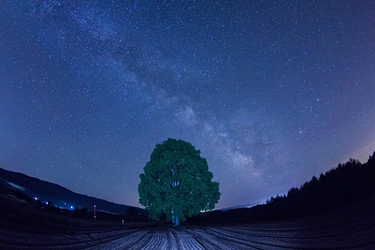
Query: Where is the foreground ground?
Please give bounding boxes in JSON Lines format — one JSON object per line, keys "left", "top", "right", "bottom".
{"left": 1, "top": 194, "right": 374, "bottom": 249}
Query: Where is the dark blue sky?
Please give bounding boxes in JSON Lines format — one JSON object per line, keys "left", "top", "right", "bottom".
{"left": 1, "top": 1, "right": 374, "bottom": 209}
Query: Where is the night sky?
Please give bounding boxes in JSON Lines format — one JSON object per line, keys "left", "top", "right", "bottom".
{"left": 1, "top": 1, "right": 375, "bottom": 209}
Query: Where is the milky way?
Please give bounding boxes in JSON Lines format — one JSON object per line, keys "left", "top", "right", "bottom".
{"left": 1, "top": 1, "right": 375, "bottom": 209}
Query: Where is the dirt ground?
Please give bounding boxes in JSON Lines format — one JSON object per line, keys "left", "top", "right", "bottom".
{"left": 1, "top": 193, "right": 375, "bottom": 249}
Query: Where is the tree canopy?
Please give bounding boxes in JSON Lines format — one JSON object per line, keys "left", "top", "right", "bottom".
{"left": 138, "top": 138, "right": 220, "bottom": 226}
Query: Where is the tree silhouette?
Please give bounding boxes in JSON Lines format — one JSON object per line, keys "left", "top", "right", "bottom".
{"left": 264, "top": 155, "right": 375, "bottom": 220}
{"left": 138, "top": 138, "right": 220, "bottom": 226}
{"left": 200, "top": 151, "right": 375, "bottom": 224}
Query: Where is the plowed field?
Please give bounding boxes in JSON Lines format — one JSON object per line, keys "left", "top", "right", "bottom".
{"left": 1, "top": 195, "right": 375, "bottom": 249}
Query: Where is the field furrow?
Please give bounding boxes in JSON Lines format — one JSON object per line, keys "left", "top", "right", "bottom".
{"left": 98, "top": 230, "right": 150, "bottom": 250}
{"left": 142, "top": 232, "right": 168, "bottom": 250}
{"left": 187, "top": 228, "right": 234, "bottom": 250}
{"left": 175, "top": 229, "right": 203, "bottom": 250}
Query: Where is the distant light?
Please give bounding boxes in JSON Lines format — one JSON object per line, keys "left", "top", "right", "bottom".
{"left": 70, "top": 206, "right": 74, "bottom": 210}
{"left": 34, "top": 197, "right": 38, "bottom": 200}
{"left": 45, "top": 201, "right": 49, "bottom": 205}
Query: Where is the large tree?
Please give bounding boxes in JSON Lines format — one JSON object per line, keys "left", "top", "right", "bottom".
{"left": 138, "top": 138, "right": 220, "bottom": 226}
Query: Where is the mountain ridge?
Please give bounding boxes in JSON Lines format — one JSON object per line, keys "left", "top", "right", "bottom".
{"left": 0, "top": 167, "right": 145, "bottom": 215}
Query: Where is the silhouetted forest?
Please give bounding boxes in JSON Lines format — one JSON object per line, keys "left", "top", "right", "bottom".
{"left": 190, "top": 151, "right": 375, "bottom": 223}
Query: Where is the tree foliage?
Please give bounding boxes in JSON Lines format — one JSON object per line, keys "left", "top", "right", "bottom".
{"left": 138, "top": 138, "right": 220, "bottom": 224}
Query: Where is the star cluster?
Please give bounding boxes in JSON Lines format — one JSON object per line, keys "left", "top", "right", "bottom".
{"left": 1, "top": 1, "right": 374, "bottom": 209}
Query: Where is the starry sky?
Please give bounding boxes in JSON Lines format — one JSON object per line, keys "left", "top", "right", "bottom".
{"left": 1, "top": 1, "right": 375, "bottom": 210}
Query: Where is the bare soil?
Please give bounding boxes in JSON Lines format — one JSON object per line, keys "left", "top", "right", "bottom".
{"left": 1, "top": 193, "right": 375, "bottom": 249}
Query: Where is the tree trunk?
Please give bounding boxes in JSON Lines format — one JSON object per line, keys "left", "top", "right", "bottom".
{"left": 173, "top": 216, "right": 179, "bottom": 227}
{"left": 171, "top": 209, "right": 179, "bottom": 227}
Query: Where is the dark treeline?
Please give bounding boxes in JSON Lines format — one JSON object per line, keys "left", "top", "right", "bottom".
{"left": 190, "top": 151, "right": 375, "bottom": 224}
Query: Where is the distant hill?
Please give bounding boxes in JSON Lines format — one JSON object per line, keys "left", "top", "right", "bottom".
{"left": 0, "top": 167, "right": 146, "bottom": 215}
{"left": 219, "top": 202, "right": 259, "bottom": 211}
